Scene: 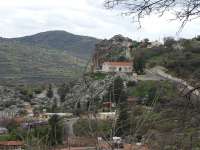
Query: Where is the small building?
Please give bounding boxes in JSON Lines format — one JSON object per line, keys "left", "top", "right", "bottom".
{"left": 127, "top": 96, "right": 138, "bottom": 106}
{"left": 23, "top": 102, "right": 33, "bottom": 114}
{"left": 102, "top": 62, "right": 133, "bottom": 73}
{"left": 42, "top": 113, "right": 73, "bottom": 120}
{"left": 21, "top": 120, "right": 48, "bottom": 129}
{"left": 102, "top": 102, "right": 115, "bottom": 111}
{"left": 103, "top": 102, "right": 112, "bottom": 108}
{"left": 97, "top": 112, "right": 116, "bottom": 120}
{"left": 0, "top": 141, "right": 24, "bottom": 150}
{"left": 113, "top": 137, "right": 122, "bottom": 144}
{"left": 0, "top": 127, "right": 8, "bottom": 135}
{"left": 147, "top": 41, "right": 162, "bottom": 48}
{"left": 26, "top": 112, "right": 73, "bottom": 121}
{"left": 98, "top": 137, "right": 149, "bottom": 150}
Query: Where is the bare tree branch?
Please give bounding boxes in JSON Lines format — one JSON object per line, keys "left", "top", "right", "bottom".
{"left": 104, "top": 0, "right": 200, "bottom": 29}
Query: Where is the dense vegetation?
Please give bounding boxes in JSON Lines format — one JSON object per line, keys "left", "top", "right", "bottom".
{"left": 114, "top": 80, "right": 200, "bottom": 149}
{"left": 1, "top": 115, "right": 64, "bottom": 149}
{"left": 73, "top": 119, "right": 112, "bottom": 138}
{"left": 73, "top": 77, "right": 200, "bottom": 149}
{"left": 134, "top": 38, "right": 200, "bottom": 83}
{"left": 121, "top": 80, "right": 200, "bottom": 149}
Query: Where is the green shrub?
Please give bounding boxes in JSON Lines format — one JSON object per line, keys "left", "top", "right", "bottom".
{"left": 73, "top": 119, "right": 112, "bottom": 137}
{"left": 91, "top": 72, "right": 106, "bottom": 80}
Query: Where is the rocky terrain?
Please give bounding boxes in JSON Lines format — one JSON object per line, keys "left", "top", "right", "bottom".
{"left": 0, "top": 74, "right": 115, "bottom": 113}
{"left": 0, "top": 86, "right": 25, "bottom": 114}
{"left": 92, "top": 35, "right": 133, "bottom": 70}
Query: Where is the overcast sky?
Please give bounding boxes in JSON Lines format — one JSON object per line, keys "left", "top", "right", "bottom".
{"left": 0, "top": 0, "right": 199, "bottom": 41}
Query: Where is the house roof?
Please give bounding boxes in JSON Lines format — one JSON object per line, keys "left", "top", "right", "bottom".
{"left": 0, "top": 141, "right": 24, "bottom": 146}
{"left": 103, "top": 102, "right": 112, "bottom": 104}
{"left": 98, "top": 143, "right": 149, "bottom": 150}
{"left": 98, "top": 112, "right": 116, "bottom": 115}
{"left": 127, "top": 96, "right": 138, "bottom": 102}
{"left": 0, "top": 127, "right": 8, "bottom": 131}
{"left": 103, "top": 62, "right": 133, "bottom": 67}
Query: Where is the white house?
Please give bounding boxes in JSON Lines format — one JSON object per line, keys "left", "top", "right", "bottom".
{"left": 97, "top": 111, "right": 116, "bottom": 120}
{"left": 147, "top": 41, "right": 162, "bottom": 48}
{"left": 102, "top": 62, "right": 133, "bottom": 73}
{"left": 41, "top": 113, "right": 73, "bottom": 120}
{"left": 0, "top": 127, "right": 8, "bottom": 135}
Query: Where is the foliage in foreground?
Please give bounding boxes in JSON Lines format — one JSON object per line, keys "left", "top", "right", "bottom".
{"left": 73, "top": 119, "right": 112, "bottom": 138}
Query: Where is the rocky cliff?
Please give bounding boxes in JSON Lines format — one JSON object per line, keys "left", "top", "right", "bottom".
{"left": 92, "top": 35, "right": 133, "bottom": 70}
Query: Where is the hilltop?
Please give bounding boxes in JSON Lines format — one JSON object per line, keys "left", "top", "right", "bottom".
{"left": 2, "top": 30, "right": 100, "bottom": 59}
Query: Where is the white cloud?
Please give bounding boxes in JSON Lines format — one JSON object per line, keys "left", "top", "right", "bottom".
{"left": 0, "top": 0, "right": 199, "bottom": 40}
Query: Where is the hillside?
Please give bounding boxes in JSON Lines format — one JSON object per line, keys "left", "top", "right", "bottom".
{"left": 140, "top": 39, "right": 200, "bottom": 84}
{"left": 0, "top": 31, "right": 100, "bottom": 85}
{"left": 5, "top": 30, "right": 100, "bottom": 59}
{"left": 0, "top": 41, "right": 87, "bottom": 85}
{"left": 91, "top": 35, "right": 200, "bottom": 85}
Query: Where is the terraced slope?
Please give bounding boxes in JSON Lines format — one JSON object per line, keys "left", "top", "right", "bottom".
{"left": 0, "top": 41, "right": 86, "bottom": 84}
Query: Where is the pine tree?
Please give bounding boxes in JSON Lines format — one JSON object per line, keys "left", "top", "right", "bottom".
{"left": 48, "top": 115, "right": 63, "bottom": 146}
{"left": 116, "top": 91, "right": 130, "bottom": 136}
{"left": 105, "top": 77, "right": 124, "bottom": 104}
{"left": 47, "top": 84, "right": 54, "bottom": 98}
{"left": 133, "top": 53, "right": 145, "bottom": 75}
{"left": 51, "top": 98, "right": 58, "bottom": 113}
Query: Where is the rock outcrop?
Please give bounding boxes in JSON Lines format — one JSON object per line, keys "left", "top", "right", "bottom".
{"left": 92, "top": 35, "right": 133, "bottom": 70}
{"left": 0, "top": 86, "right": 24, "bottom": 114}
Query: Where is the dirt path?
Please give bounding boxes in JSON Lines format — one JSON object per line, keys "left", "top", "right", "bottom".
{"left": 148, "top": 66, "right": 200, "bottom": 98}
{"left": 64, "top": 117, "right": 79, "bottom": 136}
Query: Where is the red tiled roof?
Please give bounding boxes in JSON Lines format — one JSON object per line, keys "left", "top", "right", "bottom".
{"left": 127, "top": 96, "right": 138, "bottom": 102}
{"left": 103, "top": 102, "right": 112, "bottom": 104}
{"left": 103, "top": 62, "right": 133, "bottom": 66}
{"left": 103, "top": 102, "right": 112, "bottom": 108}
{"left": 99, "top": 143, "right": 149, "bottom": 150}
{"left": 0, "top": 141, "right": 24, "bottom": 146}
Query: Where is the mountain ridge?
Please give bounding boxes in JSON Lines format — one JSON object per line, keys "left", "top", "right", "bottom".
{"left": 0, "top": 30, "right": 100, "bottom": 84}
{"left": 0, "top": 30, "right": 100, "bottom": 59}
